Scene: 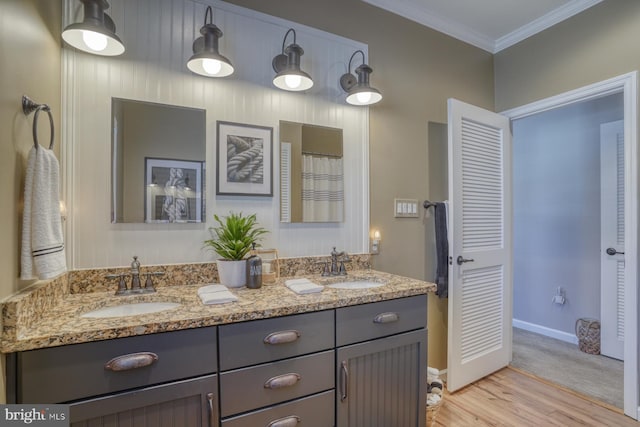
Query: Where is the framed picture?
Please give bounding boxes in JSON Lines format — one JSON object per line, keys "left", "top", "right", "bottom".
{"left": 216, "top": 121, "right": 273, "bottom": 196}
{"left": 144, "top": 158, "right": 204, "bottom": 223}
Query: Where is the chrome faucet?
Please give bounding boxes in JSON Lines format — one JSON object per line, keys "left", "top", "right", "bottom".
{"left": 105, "top": 256, "right": 164, "bottom": 295}
{"left": 330, "top": 247, "right": 350, "bottom": 276}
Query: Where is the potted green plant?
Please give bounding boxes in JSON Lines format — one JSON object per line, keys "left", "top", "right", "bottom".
{"left": 204, "top": 212, "right": 268, "bottom": 287}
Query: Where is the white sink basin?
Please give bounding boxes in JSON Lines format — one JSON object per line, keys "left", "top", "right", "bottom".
{"left": 81, "top": 302, "right": 181, "bottom": 318}
{"left": 327, "top": 280, "right": 386, "bottom": 290}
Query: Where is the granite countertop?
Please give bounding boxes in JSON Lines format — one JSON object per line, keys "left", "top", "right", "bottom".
{"left": 1, "top": 270, "right": 436, "bottom": 353}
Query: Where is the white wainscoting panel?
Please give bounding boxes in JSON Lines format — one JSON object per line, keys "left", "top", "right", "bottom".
{"left": 62, "top": 0, "right": 370, "bottom": 268}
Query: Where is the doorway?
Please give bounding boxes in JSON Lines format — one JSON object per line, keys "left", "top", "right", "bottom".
{"left": 502, "top": 73, "right": 638, "bottom": 418}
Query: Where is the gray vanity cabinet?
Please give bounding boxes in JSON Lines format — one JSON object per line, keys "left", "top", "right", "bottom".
{"left": 335, "top": 296, "right": 428, "bottom": 427}
{"left": 8, "top": 327, "right": 219, "bottom": 427}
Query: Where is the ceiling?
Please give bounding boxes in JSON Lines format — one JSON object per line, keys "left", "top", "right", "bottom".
{"left": 361, "top": 0, "right": 603, "bottom": 53}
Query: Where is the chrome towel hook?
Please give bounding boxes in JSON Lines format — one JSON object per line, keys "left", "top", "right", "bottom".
{"left": 22, "top": 95, "right": 55, "bottom": 150}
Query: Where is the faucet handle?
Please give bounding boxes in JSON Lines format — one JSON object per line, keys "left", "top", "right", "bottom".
{"left": 338, "top": 261, "right": 348, "bottom": 275}
{"left": 144, "top": 274, "right": 156, "bottom": 292}
{"left": 143, "top": 271, "right": 165, "bottom": 290}
{"left": 315, "top": 260, "right": 331, "bottom": 276}
{"left": 106, "top": 274, "right": 127, "bottom": 295}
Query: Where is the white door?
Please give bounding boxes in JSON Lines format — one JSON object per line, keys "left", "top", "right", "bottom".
{"left": 447, "top": 99, "right": 512, "bottom": 392}
{"left": 600, "top": 120, "right": 625, "bottom": 361}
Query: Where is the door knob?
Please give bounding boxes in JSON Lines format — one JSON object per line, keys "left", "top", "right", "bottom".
{"left": 606, "top": 247, "right": 624, "bottom": 256}
{"left": 456, "top": 256, "right": 474, "bottom": 265}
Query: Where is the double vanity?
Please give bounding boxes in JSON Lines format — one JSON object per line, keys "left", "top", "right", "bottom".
{"left": 2, "top": 267, "right": 435, "bottom": 427}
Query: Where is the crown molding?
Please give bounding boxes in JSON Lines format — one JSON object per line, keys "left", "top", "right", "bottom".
{"left": 362, "top": 0, "right": 603, "bottom": 54}
{"left": 362, "top": 0, "right": 495, "bottom": 52}
{"left": 495, "top": 0, "right": 603, "bottom": 52}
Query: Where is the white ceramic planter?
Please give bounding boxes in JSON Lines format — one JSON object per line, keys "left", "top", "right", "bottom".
{"left": 216, "top": 259, "right": 246, "bottom": 288}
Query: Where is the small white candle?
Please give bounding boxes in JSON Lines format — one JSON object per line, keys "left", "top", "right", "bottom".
{"left": 262, "top": 262, "right": 271, "bottom": 274}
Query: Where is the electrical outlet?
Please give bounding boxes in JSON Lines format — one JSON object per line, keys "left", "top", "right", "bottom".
{"left": 552, "top": 287, "right": 565, "bottom": 305}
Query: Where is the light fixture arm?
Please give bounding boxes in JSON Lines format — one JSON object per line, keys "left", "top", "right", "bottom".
{"left": 281, "top": 28, "right": 297, "bottom": 54}
{"left": 199, "top": 6, "right": 222, "bottom": 53}
{"left": 347, "top": 49, "right": 366, "bottom": 74}
{"left": 204, "top": 5, "right": 213, "bottom": 26}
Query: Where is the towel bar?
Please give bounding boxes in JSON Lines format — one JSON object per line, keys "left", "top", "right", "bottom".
{"left": 423, "top": 200, "right": 437, "bottom": 210}
{"left": 22, "top": 95, "right": 55, "bottom": 150}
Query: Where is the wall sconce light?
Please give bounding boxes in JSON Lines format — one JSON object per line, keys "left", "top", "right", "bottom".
{"left": 187, "top": 6, "right": 234, "bottom": 78}
{"left": 59, "top": 201, "right": 68, "bottom": 222}
{"left": 62, "top": 0, "right": 125, "bottom": 56}
{"left": 339, "top": 50, "right": 382, "bottom": 106}
{"left": 272, "top": 28, "right": 314, "bottom": 92}
{"left": 372, "top": 230, "right": 381, "bottom": 254}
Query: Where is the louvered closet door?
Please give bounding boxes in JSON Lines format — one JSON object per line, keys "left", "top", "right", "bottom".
{"left": 447, "top": 99, "right": 512, "bottom": 392}
{"left": 600, "top": 120, "right": 625, "bottom": 361}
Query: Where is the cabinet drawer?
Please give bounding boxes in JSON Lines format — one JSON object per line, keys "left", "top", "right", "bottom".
{"left": 336, "top": 295, "right": 427, "bottom": 346}
{"left": 222, "top": 390, "right": 334, "bottom": 427}
{"left": 219, "top": 310, "right": 334, "bottom": 370}
{"left": 18, "top": 326, "right": 217, "bottom": 403}
{"left": 220, "top": 350, "right": 334, "bottom": 417}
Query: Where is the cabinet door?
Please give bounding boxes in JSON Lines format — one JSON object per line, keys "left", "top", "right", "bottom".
{"left": 336, "top": 329, "right": 427, "bottom": 427}
{"left": 69, "top": 375, "right": 218, "bottom": 427}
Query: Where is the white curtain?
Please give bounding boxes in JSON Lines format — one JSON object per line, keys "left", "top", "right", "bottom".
{"left": 302, "top": 155, "right": 344, "bottom": 222}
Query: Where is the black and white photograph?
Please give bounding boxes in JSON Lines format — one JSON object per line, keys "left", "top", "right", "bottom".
{"left": 216, "top": 121, "right": 273, "bottom": 196}
{"left": 144, "top": 158, "right": 203, "bottom": 223}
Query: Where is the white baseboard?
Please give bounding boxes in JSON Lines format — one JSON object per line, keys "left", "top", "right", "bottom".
{"left": 512, "top": 319, "right": 578, "bottom": 345}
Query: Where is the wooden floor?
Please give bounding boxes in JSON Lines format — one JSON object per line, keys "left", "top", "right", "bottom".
{"left": 434, "top": 367, "right": 637, "bottom": 426}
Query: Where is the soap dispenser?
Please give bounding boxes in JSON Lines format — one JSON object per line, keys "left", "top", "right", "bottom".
{"left": 246, "top": 244, "right": 262, "bottom": 289}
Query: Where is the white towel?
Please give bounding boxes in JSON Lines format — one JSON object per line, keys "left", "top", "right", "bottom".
{"left": 197, "top": 284, "right": 238, "bottom": 305}
{"left": 21, "top": 146, "right": 67, "bottom": 280}
{"left": 285, "top": 278, "right": 323, "bottom": 295}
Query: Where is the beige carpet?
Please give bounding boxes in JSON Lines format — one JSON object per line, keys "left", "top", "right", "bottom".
{"left": 511, "top": 327, "right": 623, "bottom": 408}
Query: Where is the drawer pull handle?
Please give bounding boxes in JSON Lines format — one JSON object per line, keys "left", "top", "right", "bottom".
{"left": 105, "top": 352, "right": 158, "bottom": 371}
{"left": 267, "top": 416, "right": 300, "bottom": 427}
{"left": 206, "top": 392, "right": 216, "bottom": 427}
{"left": 264, "top": 373, "right": 301, "bottom": 389}
{"left": 263, "top": 330, "right": 301, "bottom": 345}
{"left": 340, "top": 361, "right": 349, "bottom": 402}
{"left": 373, "top": 312, "right": 399, "bottom": 324}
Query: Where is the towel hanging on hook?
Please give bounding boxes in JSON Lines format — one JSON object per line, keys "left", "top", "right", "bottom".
{"left": 22, "top": 95, "right": 55, "bottom": 150}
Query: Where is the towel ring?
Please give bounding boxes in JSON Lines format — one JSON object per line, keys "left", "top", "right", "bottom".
{"left": 22, "top": 95, "right": 55, "bottom": 150}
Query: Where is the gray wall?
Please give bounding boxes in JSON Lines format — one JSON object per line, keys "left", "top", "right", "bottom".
{"left": 512, "top": 93, "right": 623, "bottom": 334}
{"left": 495, "top": 1, "right": 640, "bottom": 112}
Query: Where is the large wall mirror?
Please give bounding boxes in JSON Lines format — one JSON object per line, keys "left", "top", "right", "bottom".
{"left": 280, "top": 121, "right": 344, "bottom": 223}
{"left": 111, "top": 98, "right": 206, "bottom": 223}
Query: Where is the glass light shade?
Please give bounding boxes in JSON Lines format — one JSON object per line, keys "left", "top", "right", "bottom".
{"left": 62, "top": 26, "right": 125, "bottom": 56}
{"left": 187, "top": 54, "right": 234, "bottom": 77}
{"left": 346, "top": 86, "right": 383, "bottom": 106}
{"left": 273, "top": 70, "right": 313, "bottom": 91}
